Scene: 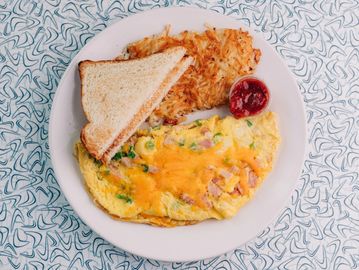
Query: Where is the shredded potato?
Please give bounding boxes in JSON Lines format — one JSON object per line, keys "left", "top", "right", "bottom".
{"left": 123, "top": 26, "right": 261, "bottom": 125}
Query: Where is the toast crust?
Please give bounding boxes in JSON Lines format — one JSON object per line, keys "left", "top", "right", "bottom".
{"left": 78, "top": 60, "right": 122, "bottom": 160}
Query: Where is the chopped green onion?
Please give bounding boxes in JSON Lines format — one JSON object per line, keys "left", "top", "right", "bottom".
{"left": 178, "top": 139, "right": 185, "bottom": 147}
{"left": 249, "top": 142, "right": 255, "bottom": 149}
{"left": 115, "top": 194, "right": 132, "bottom": 203}
{"left": 112, "top": 152, "right": 123, "bottom": 160}
{"left": 141, "top": 164, "right": 149, "bottom": 172}
{"left": 189, "top": 142, "right": 197, "bottom": 150}
{"left": 94, "top": 159, "right": 102, "bottom": 166}
{"left": 194, "top": 119, "right": 202, "bottom": 127}
{"left": 213, "top": 132, "right": 223, "bottom": 143}
{"left": 127, "top": 146, "right": 136, "bottom": 159}
{"left": 152, "top": 125, "right": 161, "bottom": 130}
{"left": 145, "top": 140, "right": 155, "bottom": 150}
{"left": 246, "top": 120, "right": 253, "bottom": 127}
{"left": 104, "top": 169, "right": 110, "bottom": 176}
{"left": 127, "top": 151, "right": 136, "bottom": 159}
{"left": 96, "top": 172, "right": 104, "bottom": 181}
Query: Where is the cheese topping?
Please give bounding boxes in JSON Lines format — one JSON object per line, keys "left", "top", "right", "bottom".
{"left": 76, "top": 112, "right": 281, "bottom": 225}
{"left": 109, "top": 141, "right": 261, "bottom": 212}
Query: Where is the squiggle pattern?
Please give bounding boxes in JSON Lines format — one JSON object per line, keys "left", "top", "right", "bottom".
{"left": 0, "top": 0, "right": 358, "bottom": 269}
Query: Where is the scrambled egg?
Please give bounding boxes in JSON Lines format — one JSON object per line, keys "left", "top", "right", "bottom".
{"left": 75, "top": 112, "right": 280, "bottom": 227}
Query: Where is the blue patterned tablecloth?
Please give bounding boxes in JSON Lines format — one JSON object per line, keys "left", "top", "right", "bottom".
{"left": 1, "top": 1, "right": 358, "bottom": 269}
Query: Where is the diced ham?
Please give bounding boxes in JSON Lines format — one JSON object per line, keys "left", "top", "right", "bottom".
{"left": 211, "top": 177, "right": 221, "bottom": 184}
{"left": 163, "top": 135, "right": 175, "bottom": 146}
{"left": 229, "top": 165, "right": 240, "bottom": 174}
{"left": 200, "top": 127, "right": 212, "bottom": 138}
{"left": 208, "top": 182, "right": 222, "bottom": 197}
{"left": 248, "top": 170, "right": 258, "bottom": 188}
{"left": 201, "top": 195, "right": 213, "bottom": 208}
{"left": 108, "top": 164, "right": 125, "bottom": 179}
{"left": 120, "top": 157, "right": 133, "bottom": 168}
{"left": 199, "top": 139, "right": 214, "bottom": 149}
{"left": 204, "top": 131, "right": 212, "bottom": 138}
{"left": 230, "top": 184, "right": 243, "bottom": 196}
{"left": 180, "top": 193, "right": 195, "bottom": 205}
{"left": 219, "top": 169, "right": 232, "bottom": 179}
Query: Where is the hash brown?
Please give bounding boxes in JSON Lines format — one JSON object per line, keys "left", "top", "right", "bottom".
{"left": 123, "top": 26, "right": 261, "bottom": 125}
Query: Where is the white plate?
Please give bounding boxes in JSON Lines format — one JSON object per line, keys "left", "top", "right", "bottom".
{"left": 49, "top": 7, "right": 306, "bottom": 262}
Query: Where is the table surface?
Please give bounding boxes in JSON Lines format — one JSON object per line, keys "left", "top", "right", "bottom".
{"left": 1, "top": 1, "right": 358, "bottom": 269}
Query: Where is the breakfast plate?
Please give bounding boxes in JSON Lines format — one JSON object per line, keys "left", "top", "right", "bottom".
{"left": 49, "top": 7, "right": 307, "bottom": 261}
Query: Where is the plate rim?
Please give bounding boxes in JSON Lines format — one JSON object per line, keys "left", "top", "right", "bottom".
{"left": 49, "top": 6, "right": 307, "bottom": 262}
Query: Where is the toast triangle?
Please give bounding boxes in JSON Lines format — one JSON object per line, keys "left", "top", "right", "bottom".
{"left": 79, "top": 47, "right": 192, "bottom": 162}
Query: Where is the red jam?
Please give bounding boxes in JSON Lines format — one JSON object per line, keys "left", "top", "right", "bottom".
{"left": 229, "top": 77, "right": 269, "bottom": 118}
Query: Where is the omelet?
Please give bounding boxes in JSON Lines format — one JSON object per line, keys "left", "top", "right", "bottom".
{"left": 75, "top": 112, "right": 280, "bottom": 227}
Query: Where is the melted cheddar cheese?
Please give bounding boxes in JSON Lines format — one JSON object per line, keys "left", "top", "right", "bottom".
{"left": 76, "top": 112, "right": 280, "bottom": 227}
